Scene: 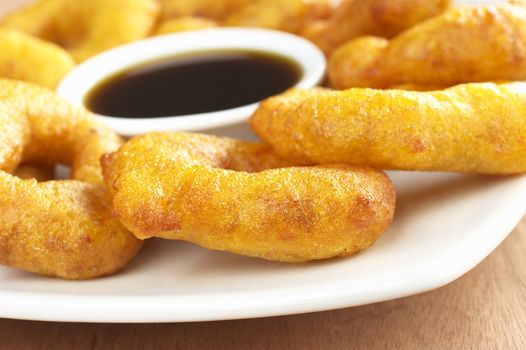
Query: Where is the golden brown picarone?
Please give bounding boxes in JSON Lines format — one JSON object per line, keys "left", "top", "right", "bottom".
{"left": 1, "top": 0, "right": 159, "bottom": 62}
{"left": 250, "top": 83, "right": 526, "bottom": 175}
{"left": 302, "top": 0, "right": 451, "bottom": 55}
{"left": 101, "top": 132, "right": 396, "bottom": 263}
{"left": 0, "top": 28, "right": 75, "bottom": 89}
{"left": 329, "top": 3, "right": 526, "bottom": 89}
{"left": 0, "top": 79, "right": 142, "bottom": 279}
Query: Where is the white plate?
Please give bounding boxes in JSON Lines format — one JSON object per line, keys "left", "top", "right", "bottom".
{"left": 1, "top": 122, "right": 526, "bottom": 323}
{"left": 1, "top": 0, "right": 522, "bottom": 324}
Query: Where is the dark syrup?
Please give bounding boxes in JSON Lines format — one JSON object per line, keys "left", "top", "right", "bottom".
{"left": 85, "top": 50, "right": 302, "bottom": 118}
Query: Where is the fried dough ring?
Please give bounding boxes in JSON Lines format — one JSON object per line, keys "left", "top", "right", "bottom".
{"left": 250, "top": 83, "right": 526, "bottom": 175}
{"left": 101, "top": 132, "right": 395, "bottom": 263}
{"left": 0, "top": 79, "right": 142, "bottom": 279}
{"left": 302, "top": 0, "right": 451, "bottom": 55}
{"left": 0, "top": 28, "right": 74, "bottom": 89}
{"left": 1, "top": 0, "right": 159, "bottom": 62}
{"left": 328, "top": 3, "right": 526, "bottom": 89}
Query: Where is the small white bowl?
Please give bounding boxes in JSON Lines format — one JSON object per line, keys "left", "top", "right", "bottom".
{"left": 58, "top": 28, "right": 326, "bottom": 136}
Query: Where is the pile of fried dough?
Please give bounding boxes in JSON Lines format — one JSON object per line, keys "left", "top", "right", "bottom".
{"left": 1, "top": 0, "right": 526, "bottom": 280}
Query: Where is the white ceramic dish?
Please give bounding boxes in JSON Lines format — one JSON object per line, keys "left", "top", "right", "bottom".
{"left": 1, "top": 122, "right": 525, "bottom": 323}
{"left": 57, "top": 28, "right": 326, "bottom": 136}
{"left": 2, "top": 0, "right": 523, "bottom": 324}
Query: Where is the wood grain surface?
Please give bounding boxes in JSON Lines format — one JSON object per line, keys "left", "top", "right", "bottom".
{"left": 0, "top": 218, "right": 524, "bottom": 350}
{"left": 1, "top": 1, "right": 525, "bottom": 349}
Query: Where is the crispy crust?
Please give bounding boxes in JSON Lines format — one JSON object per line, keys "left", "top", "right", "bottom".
{"left": 0, "top": 28, "right": 74, "bottom": 89}
{"left": 158, "top": 0, "right": 249, "bottom": 21}
{"left": 223, "top": 0, "right": 337, "bottom": 33}
{"left": 250, "top": 83, "right": 526, "bottom": 174}
{"left": 329, "top": 4, "right": 526, "bottom": 88}
{"left": 102, "top": 132, "right": 396, "bottom": 263}
{"left": 1, "top": 0, "right": 159, "bottom": 62}
{"left": 152, "top": 17, "right": 217, "bottom": 36}
{"left": 302, "top": 0, "right": 451, "bottom": 55}
{"left": 0, "top": 79, "right": 142, "bottom": 279}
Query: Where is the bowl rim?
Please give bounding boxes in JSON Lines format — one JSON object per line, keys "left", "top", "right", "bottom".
{"left": 57, "top": 27, "right": 326, "bottom": 136}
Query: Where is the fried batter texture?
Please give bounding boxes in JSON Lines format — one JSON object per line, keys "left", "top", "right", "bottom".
{"left": 224, "top": 0, "right": 339, "bottom": 33}
{"left": 158, "top": 0, "right": 249, "bottom": 21}
{"left": 157, "top": 0, "right": 337, "bottom": 35}
{"left": 101, "top": 132, "right": 395, "bottom": 263}
{"left": 0, "top": 79, "right": 142, "bottom": 279}
{"left": 302, "top": 0, "right": 451, "bottom": 55}
{"left": 250, "top": 83, "right": 526, "bottom": 175}
{"left": 1, "top": 0, "right": 159, "bottom": 62}
{"left": 329, "top": 3, "right": 526, "bottom": 89}
{"left": 0, "top": 28, "right": 74, "bottom": 89}
{"left": 153, "top": 17, "right": 217, "bottom": 36}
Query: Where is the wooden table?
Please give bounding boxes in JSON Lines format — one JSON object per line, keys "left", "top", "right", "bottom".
{"left": 1, "top": 218, "right": 524, "bottom": 349}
